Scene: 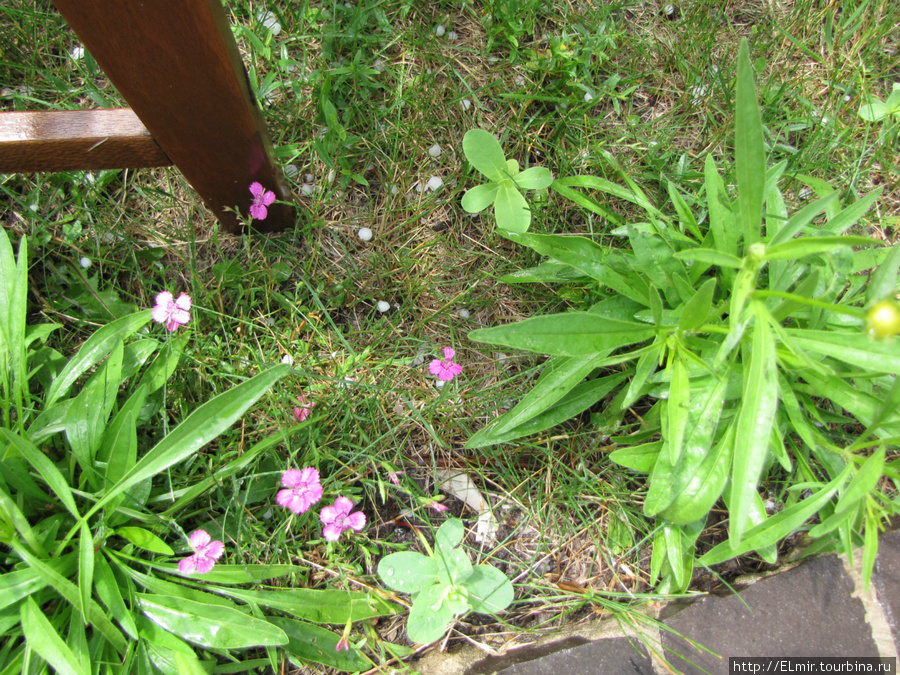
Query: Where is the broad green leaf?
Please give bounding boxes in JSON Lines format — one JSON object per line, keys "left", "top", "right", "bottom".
{"left": 858, "top": 99, "right": 888, "bottom": 122}
{"left": 863, "top": 506, "right": 878, "bottom": 589}
{"left": 831, "top": 447, "right": 885, "bottom": 519}
{"left": 84, "top": 364, "right": 288, "bottom": 521}
{"left": 735, "top": 39, "right": 766, "bottom": 245}
{"left": 436, "top": 548, "right": 473, "bottom": 586}
{"left": 461, "top": 183, "right": 500, "bottom": 213}
{"left": 45, "top": 310, "right": 152, "bottom": 408}
{"left": 767, "top": 192, "right": 840, "bottom": 247}
{"left": 666, "top": 357, "right": 690, "bottom": 465}
{"left": 609, "top": 441, "right": 661, "bottom": 473}
{"left": 494, "top": 182, "right": 531, "bottom": 232}
{"left": 798, "top": 371, "right": 900, "bottom": 437}
{"left": 464, "top": 565, "right": 514, "bottom": 614}
{"left": 763, "top": 235, "right": 879, "bottom": 261}
{"left": 102, "top": 409, "right": 138, "bottom": 520}
{"left": 78, "top": 521, "right": 94, "bottom": 623}
{"left": 0, "top": 488, "right": 46, "bottom": 556}
{"left": 469, "top": 312, "right": 654, "bottom": 357}
{"left": 679, "top": 278, "right": 717, "bottom": 331}
{"left": 268, "top": 617, "right": 372, "bottom": 671}
{"left": 704, "top": 154, "right": 738, "bottom": 261}
{"left": 463, "top": 130, "right": 507, "bottom": 181}
{"left": 435, "top": 518, "right": 465, "bottom": 553}
{"left": 115, "top": 527, "right": 174, "bottom": 555}
{"left": 0, "top": 429, "right": 79, "bottom": 519}
{"left": 173, "top": 652, "right": 210, "bottom": 675}
{"left": 137, "top": 614, "right": 203, "bottom": 673}
{"left": 866, "top": 242, "right": 900, "bottom": 305}
{"left": 673, "top": 248, "right": 743, "bottom": 269}
{"left": 550, "top": 179, "right": 623, "bottom": 225}
{"left": 513, "top": 166, "right": 553, "bottom": 190}
{"left": 407, "top": 584, "right": 453, "bottom": 644}
{"left": 501, "top": 260, "right": 587, "bottom": 284}
{"left": 701, "top": 465, "right": 850, "bottom": 565}
{"left": 729, "top": 302, "right": 778, "bottom": 547}
{"left": 136, "top": 333, "right": 187, "bottom": 394}
{"left": 785, "top": 330, "right": 900, "bottom": 376}
{"left": 20, "top": 597, "right": 88, "bottom": 675}
{"left": 379, "top": 552, "right": 439, "bottom": 594}
{"left": 136, "top": 594, "right": 287, "bottom": 649}
{"left": 211, "top": 586, "right": 399, "bottom": 623}
{"left": 93, "top": 554, "right": 138, "bottom": 639}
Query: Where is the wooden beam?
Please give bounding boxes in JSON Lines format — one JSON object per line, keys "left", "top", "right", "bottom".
{"left": 0, "top": 109, "right": 171, "bottom": 173}
{"left": 49, "top": 0, "right": 295, "bottom": 233}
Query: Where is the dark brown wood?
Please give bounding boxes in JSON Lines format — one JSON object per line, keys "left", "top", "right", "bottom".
{"left": 49, "top": 0, "right": 294, "bottom": 233}
{"left": 0, "top": 109, "right": 172, "bottom": 172}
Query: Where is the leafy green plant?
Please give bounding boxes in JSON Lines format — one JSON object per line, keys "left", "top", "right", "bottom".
{"left": 461, "top": 129, "right": 553, "bottom": 233}
{"left": 0, "top": 227, "right": 397, "bottom": 673}
{"left": 377, "top": 518, "right": 514, "bottom": 643}
{"left": 858, "top": 82, "right": 900, "bottom": 123}
{"left": 463, "top": 39, "right": 900, "bottom": 591}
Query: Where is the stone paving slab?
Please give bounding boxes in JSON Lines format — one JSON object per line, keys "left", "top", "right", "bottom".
{"left": 496, "top": 637, "right": 655, "bottom": 675}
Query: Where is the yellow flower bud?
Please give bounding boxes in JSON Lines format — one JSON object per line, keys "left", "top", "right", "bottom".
{"left": 866, "top": 299, "right": 900, "bottom": 340}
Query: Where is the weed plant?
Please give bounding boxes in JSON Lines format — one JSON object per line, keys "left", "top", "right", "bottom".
{"left": 1, "top": 0, "right": 899, "bottom": 672}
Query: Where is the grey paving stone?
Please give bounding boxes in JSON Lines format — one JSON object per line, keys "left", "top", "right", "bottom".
{"left": 661, "top": 554, "right": 879, "bottom": 674}
{"left": 492, "top": 637, "right": 654, "bottom": 675}
{"left": 872, "top": 529, "right": 900, "bottom": 650}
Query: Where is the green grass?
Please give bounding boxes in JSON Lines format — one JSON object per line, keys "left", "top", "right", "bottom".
{"left": 2, "top": 0, "right": 899, "bottom": 671}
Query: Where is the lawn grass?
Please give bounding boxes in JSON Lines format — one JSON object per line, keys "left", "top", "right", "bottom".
{"left": 2, "top": 0, "right": 899, "bottom": 671}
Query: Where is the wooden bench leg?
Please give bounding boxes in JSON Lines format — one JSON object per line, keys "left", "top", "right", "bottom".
{"left": 50, "top": 0, "right": 294, "bottom": 233}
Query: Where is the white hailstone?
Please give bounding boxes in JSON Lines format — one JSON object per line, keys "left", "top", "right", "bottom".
{"left": 436, "top": 24, "right": 446, "bottom": 37}
{"left": 259, "top": 11, "right": 282, "bottom": 35}
{"left": 281, "top": 354, "right": 294, "bottom": 366}
{"left": 425, "top": 176, "right": 443, "bottom": 191}
{"left": 664, "top": 4, "right": 676, "bottom": 16}
{"left": 70, "top": 45, "right": 84, "bottom": 60}
{"left": 844, "top": 94, "right": 851, "bottom": 102}
{"left": 649, "top": 141, "right": 659, "bottom": 147}
{"left": 304, "top": 173, "right": 315, "bottom": 183}
{"left": 28, "top": 204, "right": 38, "bottom": 212}
{"left": 79, "top": 257, "right": 92, "bottom": 269}
{"left": 358, "top": 227, "right": 373, "bottom": 241}
{"left": 326, "top": 169, "right": 336, "bottom": 183}
{"left": 690, "top": 85, "right": 708, "bottom": 105}
{"left": 390, "top": 184, "right": 399, "bottom": 195}
{"left": 514, "top": 74, "right": 525, "bottom": 86}
{"left": 487, "top": 56, "right": 499, "bottom": 63}
{"left": 447, "top": 31, "right": 458, "bottom": 40}
{"left": 584, "top": 91, "right": 594, "bottom": 102}
{"left": 373, "top": 59, "right": 385, "bottom": 73}
{"left": 435, "top": 379, "right": 446, "bottom": 389}
{"left": 799, "top": 186, "right": 812, "bottom": 200}
{"left": 461, "top": 98, "right": 472, "bottom": 111}
{"left": 284, "top": 164, "right": 299, "bottom": 179}
{"left": 428, "top": 144, "right": 442, "bottom": 158}
{"left": 0, "top": 87, "right": 14, "bottom": 98}
{"left": 459, "top": 309, "right": 470, "bottom": 319}
{"left": 300, "top": 184, "right": 315, "bottom": 197}
{"left": 820, "top": 116, "right": 829, "bottom": 125}
{"left": 377, "top": 300, "right": 391, "bottom": 313}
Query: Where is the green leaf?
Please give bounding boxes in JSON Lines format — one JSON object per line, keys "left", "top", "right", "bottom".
{"left": 767, "top": 192, "right": 841, "bottom": 247}
{"left": 666, "top": 357, "right": 690, "bottom": 465}
{"left": 704, "top": 154, "right": 738, "bottom": 261}
{"left": 136, "top": 594, "right": 288, "bottom": 649}
{"left": 115, "top": 527, "right": 175, "bottom": 555}
{"left": 729, "top": 303, "right": 778, "bottom": 547}
{"left": 379, "top": 552, "right": 439, "bottom": 594}
{"left": 44, "top": 310, "right": 152, "bottom": 408}
{"left": 461, "top": 183, "right": 500, "bottom": 213}
{"left": 494, "top": 182, "right": 531, "bottom": 232}
{"left": 78, "top": 521, "right": 94, "bottom": 623}
{"left": 679, "top": 278, "right": 717, "bottom": 331}
{"left": 785, "top": 330, "right": 900, "bottom": 376}
{"left": 866, "top": 243, "right": 900, "bottom": 305}
{"left": 464, "top": 565, "right": 514, "bottom": 614}
{"left": 463, "top": 129, "right": 508, "bottom": 181}
{"left": 93, "top": 554, "right": 138, "bottom": 639}
{"left": 435, "top": 518, "right": 465, "bottom": 553}
{"left": 407, "top": 584, "right": 453, "bottom": 644}
{"left": 20, "top": 597, "right": 88, "bottom": 675}
{"left": 85, "top": 364, "right": 288, "bottom": 521}
{"left": 673, "top": 248, "right": 743, "bottom": 269}
{"left": 858, "top": 99, "right": 888, "bottom": 122}
{"left": 512, "top": 166, "right": 553, "bottom": 190}
{"left": 0, "top": 429, "right": 79, "bottom": 519}
{"left": 763, "top": 235, "right": 879, "bottom": 260}
{"left": 701, "top": 465, "right": 850, "bottom": 565}
{"left": 609, "top": 441, "right": 661, "bottom": 473}
{"left": 210, "top": 586, "right": 399, "bottom": 623}
{"left": 469, "top": 312, "right": 654, "bottom": 357}
{"left": 735, "top": 39, "right": 766, "bottom": 245}
{"left": 268, "top": 617, "right": 372, "bottom": 671}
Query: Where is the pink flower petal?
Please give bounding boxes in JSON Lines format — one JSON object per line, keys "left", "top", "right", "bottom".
{"left": 189, "top": 530, "right": 212, "bottom": 550}
{"left": 262, "top": 190, "right": 276, "bottom": 206}
{"left": 178, "top": 555, "right": 198, "bottom": 574}
{"left": 204, "top": 540, "right": 225, "bottom": 560}
{"left": 322, "top": 523, "right": 343, "bottom": 541}
{"left": 346, "top": 511, "right": 366, "bottom": 531}
{"left": 194, "top": 556, "right": 217, "bottom": 574}
{"left": 332, "top": 496, "right": 354, "bottom": 516}
{"left": 250, "top": 204, "right": 268, "bottom": 220}
{"left": 174, "top": 293, "right": 192, "bottom": 312}
{"left": 249, "top": 181, "right": 264, "bottom": 198}
{"left": 319, "top": 505, "right": 338, "bottom": 525}
{"left": 443, "top": 347, "right": 456, "bottom": 360}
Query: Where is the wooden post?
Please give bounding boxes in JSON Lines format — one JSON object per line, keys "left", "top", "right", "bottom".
{"left": 49, "top": 0, "right": 294, "bottom": 233}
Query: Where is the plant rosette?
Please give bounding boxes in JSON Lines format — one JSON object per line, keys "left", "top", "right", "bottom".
{"left": 461, "top": 129, "right": 553, "bottom": 233}
{"left": 377, "top": 518, "right": 514, "bottom": 643}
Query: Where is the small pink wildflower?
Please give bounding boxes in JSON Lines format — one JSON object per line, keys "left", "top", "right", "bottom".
{"left": 292, "top": 395, "right": 314, "bottom": 423}
{"left": 320, "top": 496, "right": 366, "bottom": 541}
{"left": 335, "top": 619, "right": 352, "bottom": 652}
{"left": 429, "top": 347, "right": 463, "bottom": 381}
{"left": 429, "top": 500, "right": 449, "bottom": 513}
{"left": 249, "top": 182, "right": 276, "bottom": 220}
{"left": 151, "top": 291, "right": 192, "bottom": 331}
{"left": 387, "top": 470, "right": 406, "bottom": 486}
{"left": 276, "top": 467, "right": 323, "bottom": 514}
{"left": 178, "top": 530, "right": 224, "bottom": 575}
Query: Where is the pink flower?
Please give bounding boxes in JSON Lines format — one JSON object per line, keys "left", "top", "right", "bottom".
{"left": 292, "top": 395, "right": 314, "bottom": 423}
{"left": 430, "top": 500, "right": 449, "bottom": 513}
{"left": 178, "top": 530, "right": 224, "bottom": 575}
{"left": 335, "top": 619, "right": 352, "bottom": 652}
{"left": 429, "top": 347, "right": 463, "bottom": 381}
{"left": 276, "top": 467, "right": 323, "bottom": 514}
{"left": 387, "top": 470, "right": 406, "bottom": 486}
{"left": 151, "top": 291, "right": 191, "bottom": 331}
{"left": 320, "top": 496, "right": 366, "bottom": 541}
{"left": 249, "top": 182, "right": 276, "bottom": 220}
